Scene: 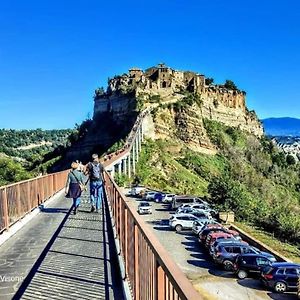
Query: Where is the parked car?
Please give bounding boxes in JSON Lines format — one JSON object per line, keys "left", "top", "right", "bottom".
{"left": 176, "top": 207, "right": 212, "bottom": 219}
{"left": 144, "top": 191, "right": 157, "bottom": 201}
{"left": 171, "top": 196, "right": 203, "bottom": 210}
{"left": 178, "top": 203, "right": 217, "bottom": 216}
{"left": 162, "top": 194, "right": 175, "bottom": 203}
{"left": 233, "top": 254, "right": 273, "bottom": 279}
{"left": 137, "top": 201, "right": 152, "bottom": 215}
{"left": 130, "top": 186, "right": 146, "bottom": 196}
{"left": 154, "top": 192, "right": 165, "bottom": 202}
{"left": 260, "top": 262, "right": 300, "bottom": 293}
{"left": 169, "top": 213, "right": 202, "bottom": 232}
{"left": 205, "top": 232, "right": 236, "bottom": 248}
{"left": 209, "top": 238, "right": 248, "bottom": 257}
{"left": 199, "top": 226, "right": 240, "bottom": 244}
{"left": 192, "top": 220, "right": 219, "bottom": 236}
{"left": 213, "top": 243, "right": 276, "bottom": 270}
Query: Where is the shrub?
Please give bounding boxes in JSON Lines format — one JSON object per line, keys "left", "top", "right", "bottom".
{"left": 224, "top": 80, "right": 238, "bottom": 90}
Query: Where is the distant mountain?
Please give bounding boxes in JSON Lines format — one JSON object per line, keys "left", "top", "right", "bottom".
{"left": 262, "top": 117, "right": 300, "bottom": 136}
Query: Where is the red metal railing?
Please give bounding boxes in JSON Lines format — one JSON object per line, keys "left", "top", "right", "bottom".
{"left": 104, "top": 171, "right": 201, "bottom": 300}
{"left": 0, "top": 170, "right": 69, "bottom": 234}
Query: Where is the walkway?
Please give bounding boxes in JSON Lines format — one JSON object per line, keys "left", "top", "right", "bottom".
{"left": 0, "top": 190, "right": 123, "bottom": 300}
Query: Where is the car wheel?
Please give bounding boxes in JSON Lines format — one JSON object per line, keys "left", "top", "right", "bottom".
{"left": 274, "top": 281, "right": 287, "bottom": 293}
{"left": 223, "top": 260, "right": 233, "bottom": 271}
{"left": 175, "top": 225, "right": 183, "bottom": 232}
{"left": 237, "top": 270, "right": 247, "bottom": 279}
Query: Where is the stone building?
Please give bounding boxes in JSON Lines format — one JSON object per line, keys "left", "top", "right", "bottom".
{"left": 93, "top": 63, "right": 263, "bottom": 137}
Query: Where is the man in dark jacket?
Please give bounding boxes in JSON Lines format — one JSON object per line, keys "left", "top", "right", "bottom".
{"left": 85, "top": 154, "right": 104, "bottom": 213}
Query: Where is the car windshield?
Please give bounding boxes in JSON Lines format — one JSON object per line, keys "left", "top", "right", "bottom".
{"left": 140, "top": 202, "right": 150, "bottom": 207}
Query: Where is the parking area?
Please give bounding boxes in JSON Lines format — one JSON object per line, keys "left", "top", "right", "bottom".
{"left": 125, "top": 191, "right": 298, "bottom": 300}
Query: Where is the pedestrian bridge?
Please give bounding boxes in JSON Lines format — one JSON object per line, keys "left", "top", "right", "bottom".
{"left": 0, "top": 109, "right": 200, "bottom": 300}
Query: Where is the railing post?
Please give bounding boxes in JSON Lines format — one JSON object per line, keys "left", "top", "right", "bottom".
{"left": 3, "top": 188, "right": 9, "bottom": 230}
{"left": 35, "top": 178, "right": 39, "bottom": 206}
{"left": 16, "top": 184, "right": 21, "bottom": 217}
{"left": 134, "top": 224, "right": 140, "bottom": 300}
{"left": 124, "top": 207, "right": 128, "bottom": 276}
{"left": 157, "top": 264, "right": 165, "bottom": 300}
{"left": 53, "top": 173, "right": 57, "bottom": 192}
{"left": 26, "top": 181, "right": 31, "bottom": 212}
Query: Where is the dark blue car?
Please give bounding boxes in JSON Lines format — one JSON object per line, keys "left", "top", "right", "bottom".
{"left": 154, "top": 192, "right": 165, "bottom": 202}
{"left": 261, "top": 262, "right": 300, "bottom": 293}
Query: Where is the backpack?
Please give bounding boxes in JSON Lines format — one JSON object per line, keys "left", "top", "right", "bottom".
{"left": 89, "top": 162, "right": 103, "bottom": 181}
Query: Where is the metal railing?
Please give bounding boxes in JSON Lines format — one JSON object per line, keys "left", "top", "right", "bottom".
{"left": 0, "top": 170, "right": 69, "bottom": 233}
{"left": 104, "top": 171, "right": 201, "bottom": 300}
{"left": 0, "top": 107, "right": 202, "bottom": 299}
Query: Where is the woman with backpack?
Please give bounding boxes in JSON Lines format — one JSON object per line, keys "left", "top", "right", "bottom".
{"left": 65, "top": 161, "right": 85, "bottom": 215}
{"left": 85, "top": 154, "right": 104, "bottom": 213}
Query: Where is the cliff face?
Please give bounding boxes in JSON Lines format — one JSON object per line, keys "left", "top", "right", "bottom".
{"left": 93, "top": 64, "right": 263, "bottom": 153}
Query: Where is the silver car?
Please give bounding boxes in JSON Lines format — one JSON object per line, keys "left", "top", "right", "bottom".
{"left": 138, "top": 201, "right": 152, "bottom": 215}
{"left": 169, "top": 213, "right": 202, "bottom": 232}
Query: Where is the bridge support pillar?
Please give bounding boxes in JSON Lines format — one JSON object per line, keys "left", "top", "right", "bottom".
{"left": 135, "top": 138, "right": 139, "bottom": 161}
{"left": 123, "top": 157, "right": 127, "bottom": 175}
{"left": 111, "top": 166, "right": 115, "bottom": 178}
{"left": 138, "top": 128, "right": 142, "bottom": 152}
{"left": 132, "top": 146, "right": 136, "bottom": 174}
{"left": 128, "top": 154, "right": 131, "bottom": 178}
{"left": 141, "top": 122, "right": 145, "bottom": 142}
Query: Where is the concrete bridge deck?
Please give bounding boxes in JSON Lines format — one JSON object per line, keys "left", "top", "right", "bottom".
{"left": 0, "top": 191, "right": 123, "bottom": 300}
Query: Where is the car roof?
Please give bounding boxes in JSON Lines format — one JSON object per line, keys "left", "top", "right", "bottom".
{"left": 210, "top": 232, "right": 232, "bottom": 236}
{"left": 239, "top": 253, "right": 268, "bottom": 258}
{"left": 218, "top": 242, "right": 247, "bottom": 247}
{"left": 271, "top": 262, "right": 300, "bottom": 268}
{"left": 214, "top": 238, "right": 238, "bottom": 243}
{"left": 139, "top": 201, "right": 149, "bottom": 204}
{"left": 175, "top": 195, "right": 198, "bottom": 199}
{"left": 173, "top": 213, "right": 196, "bottom": 217}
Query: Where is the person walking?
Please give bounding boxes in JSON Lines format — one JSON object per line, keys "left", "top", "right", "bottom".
{"left": 65, "top": 161, "right": 85, "bottom": 215}
{"left": 85, "top": 154, "right": 104, "bottom": 213}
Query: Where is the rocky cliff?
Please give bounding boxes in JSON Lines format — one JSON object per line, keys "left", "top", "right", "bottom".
{"left": 93, "top": 63, "right": 263, "bottom": 153}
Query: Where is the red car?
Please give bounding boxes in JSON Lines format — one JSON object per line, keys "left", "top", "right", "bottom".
{"left": 205, "top": 232, "right": 234, "bottom": 248}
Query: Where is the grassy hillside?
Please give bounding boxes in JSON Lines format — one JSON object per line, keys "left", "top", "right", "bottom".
{"left": 0, "top": 157, "right": 33, "bottom": 186}
{"left": 0, "top": 128, "right": 76, "bottom": 186}
{"left": 135, "top": 120, "right": 300, "bottom": 247}
{"left": 0, "top": 128, "right": 74, "bottom": 166}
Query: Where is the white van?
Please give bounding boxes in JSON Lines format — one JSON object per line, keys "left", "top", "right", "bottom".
{"left": 171, "top": 196, "right": 201, "bottom": 210}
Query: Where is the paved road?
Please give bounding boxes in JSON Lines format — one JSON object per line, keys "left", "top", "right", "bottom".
{"left": 126, "top": 193, "right": 298, "bottom": 300}
{"left": 0, "top": 191, "right": 123, "bottom": 300}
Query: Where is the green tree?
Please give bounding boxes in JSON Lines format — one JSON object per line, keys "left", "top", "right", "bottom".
{"left": 224, "top": 80, "right": 238, "bottom": 90}
{"left": 205, "top": 78, "right": 214, "bottom": 85}
{"left": 286, "top": 154, "right": 296, "bottom": 165}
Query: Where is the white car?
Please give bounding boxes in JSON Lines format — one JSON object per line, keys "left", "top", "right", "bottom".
{"left": 162, "top": 194, "right": 175, "bottom": 203}
{"left": 176, "top": 207, "right": 212, "bottom": 219}
{"left": 144, "top": 191, "right": 157, "bottom": 201}
{"left": 138, "top": 202, "right": 152, "bottom": 214}
{"left": 130, "top": 186, "right": 146, "bottom": 196}
{"left": 178, "top": 203, "right": 217, "bottom": 216}
{"left": 169, "top": 213, "right": 203, "bottom": 232}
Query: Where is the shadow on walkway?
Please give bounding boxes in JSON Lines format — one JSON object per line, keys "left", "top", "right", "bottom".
{"left": 12, "top": 194, "right": 123, "bottom": 300}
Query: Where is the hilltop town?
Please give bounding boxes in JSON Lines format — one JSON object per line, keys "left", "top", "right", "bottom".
{"left": 93, "top": 64, "right": 264, "bottom": 139}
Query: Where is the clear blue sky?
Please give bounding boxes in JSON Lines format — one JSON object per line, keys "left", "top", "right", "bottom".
{"left": 1, "top": 0, "right": 300, "bottom": 129}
